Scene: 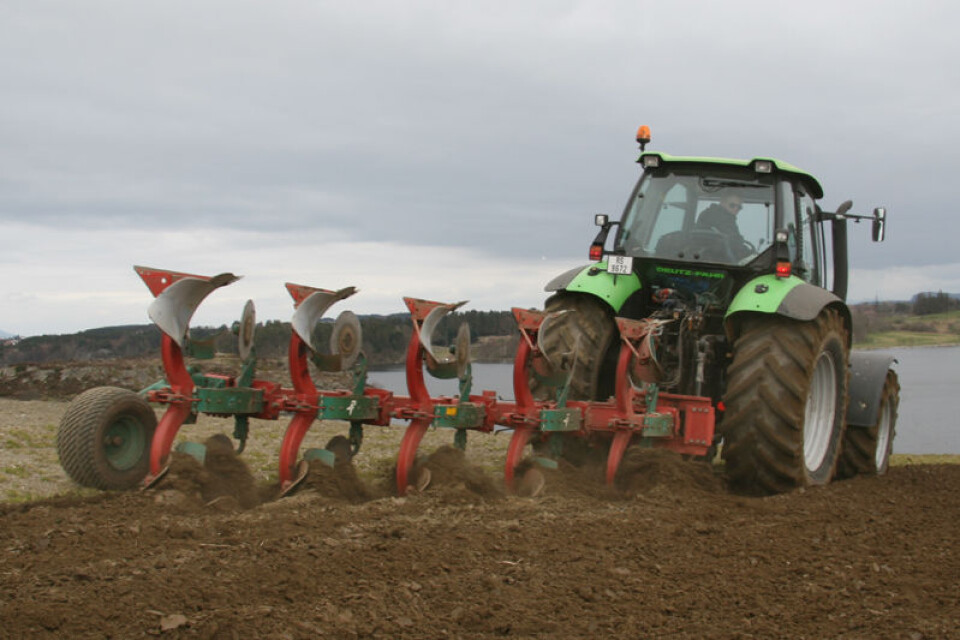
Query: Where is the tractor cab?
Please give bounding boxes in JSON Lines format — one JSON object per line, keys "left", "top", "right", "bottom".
{"left": 586, "top": 127, "right": 887, "bottom": 317}
{"left": 594, "top": 148, "right": 834, "bottom": 318}
{"left": 616, "top": 160, "right": 780, "bottom": 269}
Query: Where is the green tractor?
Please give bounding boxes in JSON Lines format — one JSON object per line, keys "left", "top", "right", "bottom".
{"left": 539, "top": 126, "right": 898, "bottom": 494}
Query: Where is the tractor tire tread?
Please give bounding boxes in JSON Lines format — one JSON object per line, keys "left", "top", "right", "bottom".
{"left": 837, "top": 371, "right": 899, "bottom": 478}
{"left": 531, "top": 294, "right": 618, "bottom": 401}
{"left": 721, "top": 309, "right": 849, "bottom": 495}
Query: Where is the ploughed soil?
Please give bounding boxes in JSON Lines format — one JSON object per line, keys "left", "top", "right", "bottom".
{"left": 0, "top": 360, "right": 957, "bottom": 638}
{"left": 3, "top": 447, "right": 958, "bottom": 638}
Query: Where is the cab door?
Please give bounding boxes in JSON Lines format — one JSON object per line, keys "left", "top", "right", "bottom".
{"left": 781, "top": 179, "right": 826, "bottom": 287}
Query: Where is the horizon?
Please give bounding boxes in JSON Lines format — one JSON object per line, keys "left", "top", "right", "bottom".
{"left": 4, "top": 290, "right": 955, "bottom": 340}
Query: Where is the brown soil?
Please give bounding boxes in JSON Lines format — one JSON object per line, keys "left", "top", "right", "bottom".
{"left": 1, "top": 362, "right": 958, "bottom": 638}
{"left": 413, "top": 445, "right": 505, "bottom": 501}
{"left": 2, "top": 444, "right": 958, "bottom": 638}
{"left": 296, "top": 458, "right": 374, "bottom": 505}
{"left": 159, "top": 436, "right": 265, "bottom": 511}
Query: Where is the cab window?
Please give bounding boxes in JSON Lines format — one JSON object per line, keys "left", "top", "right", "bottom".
{"left": 647, "top": 182, "right": 689, "bottom": 245}
{"left": 617, "top": 168, "right": 775, "bottom": 267}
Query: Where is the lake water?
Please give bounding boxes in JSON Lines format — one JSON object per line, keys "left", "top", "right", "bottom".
{"left": 366, "top": 363, "right": 517, "bottom": 402}
{"left": 369, "top": 345, "right": 959, "bottom": 455}
{"left": 883, "top": 345, "right": 959, "bottom": 455}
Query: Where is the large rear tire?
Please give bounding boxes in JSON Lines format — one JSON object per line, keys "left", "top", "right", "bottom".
{"left": 531, "top": 293, "right": 619, "bottom": 401}
{"left": 526, "top": 293, "right": 618, "bottom": 467}
{"left": 837, "top": 371, "right": 899, "bottom": 477}
{"left": 57, "top": 386, "right": 157, "bottom": 490}
{"left": 721, "top": 308, "right": 849, "bottom": 494}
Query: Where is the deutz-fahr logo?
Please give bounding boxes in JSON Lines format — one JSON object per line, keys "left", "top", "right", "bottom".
{"left": 654, "top": 265, "right": 725, "bottom": 279}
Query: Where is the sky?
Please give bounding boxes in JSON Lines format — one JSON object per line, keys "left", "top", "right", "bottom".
{"left": 1, "top": 1, "right": 957, "bottom": 337}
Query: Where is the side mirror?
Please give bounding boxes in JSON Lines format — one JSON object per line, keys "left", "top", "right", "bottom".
{"left": 872, "top": 207, "right": 886, "bottom": 242}
{"left": 589, "top": 214, "right": 617, "bottom": 260}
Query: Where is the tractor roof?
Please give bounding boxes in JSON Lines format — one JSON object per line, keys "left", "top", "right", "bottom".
{"left": 638, "top": 152, "right": 824, "bottom": 199}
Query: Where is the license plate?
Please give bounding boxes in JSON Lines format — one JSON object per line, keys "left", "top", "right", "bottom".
{"left": 606, "top": 256, "right": 633, "bottom": 275}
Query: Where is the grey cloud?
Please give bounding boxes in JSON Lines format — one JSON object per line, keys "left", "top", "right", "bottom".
{"left": 0, "top": 0, "right": 957, "bottom": 286}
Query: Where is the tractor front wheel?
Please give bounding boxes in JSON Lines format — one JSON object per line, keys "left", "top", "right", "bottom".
{"left": 837, "top": 371, "right": 899, "bottom": 478}
{"left": 57, "top": 386, "right": 157, "bottom": 490}
{"left": 721, "top": 309, "right": 849, "bottom": 494}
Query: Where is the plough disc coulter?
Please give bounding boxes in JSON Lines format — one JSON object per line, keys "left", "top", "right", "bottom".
{"left": 56, "top": 266, "right": 716, "bottom": 496}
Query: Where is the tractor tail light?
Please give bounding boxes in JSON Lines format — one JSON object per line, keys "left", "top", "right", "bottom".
{"left": 589, "top": 244, "right": 604, "bottom": 261}
{"left": 776, "top": 261, "right": 792, "bottom": 278}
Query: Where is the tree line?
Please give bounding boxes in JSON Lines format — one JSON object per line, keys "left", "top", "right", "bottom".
{"left": 0, "top": 310, "right": 520, "bottom": 367}
{"left": 911, "top": 291, "right": 960, "bottom": 316}
{"left": 6, "top": 293, "right": 956, "bottom": 367}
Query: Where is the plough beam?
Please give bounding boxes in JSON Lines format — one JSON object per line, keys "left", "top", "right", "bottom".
{"left": 126, "top": 266, "right": 717, "bottom": 496}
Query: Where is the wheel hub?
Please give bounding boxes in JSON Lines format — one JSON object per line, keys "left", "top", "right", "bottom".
{"left": 803, "top": 351, "right": 838, "bottom": 473}
{"left": 104, "top": 417, "right": 146, "bottom": 471}
{"left": 874, "top": 395, "right": 893, "bottom": 469}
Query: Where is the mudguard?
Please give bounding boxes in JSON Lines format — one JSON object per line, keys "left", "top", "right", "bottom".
{"left": 847, "top": 351, "right": 897, "bottom": 428}
{"left": 544, "top": 263, "right": 641, "bottom": 313}
{"left": 725, "top": 275, "right": 850, "bottom": 337}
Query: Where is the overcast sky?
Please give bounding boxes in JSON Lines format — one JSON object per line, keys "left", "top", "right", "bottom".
{"left": 1, "top": 1, "right": 957, "bottom": 337}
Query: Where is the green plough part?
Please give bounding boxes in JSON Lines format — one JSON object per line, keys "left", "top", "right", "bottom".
{"left": 194, "top": 387, "right": 264, "bottom": 414}
{"left": 540, "top": 408, "right": 582, "bottom": 432}
{"left": 320, "top": 395, "right": 380, "bottom": 421}
{"left": 433, "top": 403, "right": 485, "bottom": 430}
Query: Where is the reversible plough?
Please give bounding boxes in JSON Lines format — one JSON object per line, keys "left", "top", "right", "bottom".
{"left": 58, "top": 265, "right": 715, "bottom": 496}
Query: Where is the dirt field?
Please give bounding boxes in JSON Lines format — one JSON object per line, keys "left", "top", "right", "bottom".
{"left": 1, "top": 392, "right": 959, "bottom": 638}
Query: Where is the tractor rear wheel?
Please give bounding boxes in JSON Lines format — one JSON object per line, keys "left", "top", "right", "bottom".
{"left": 837, "top": 371, "right": 899, "bottom": 477}
{"left": 721, "top": 308, "right": 849, "bottom": 494}
{"left": 525, "top": 293, "right": 618, "bottom": 469}
{"left": 531, "top": 293, "right": 619, "bottom": 401}
{"left": 57, "top": 386, "right": 157, "bottom": 490}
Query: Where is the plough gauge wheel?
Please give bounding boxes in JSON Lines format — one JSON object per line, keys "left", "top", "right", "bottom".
{"left": 331, "top": 310, "right": 363, "bottom": 370}
{"left": 238, "top": 300, "right": 256, "bottom": 361}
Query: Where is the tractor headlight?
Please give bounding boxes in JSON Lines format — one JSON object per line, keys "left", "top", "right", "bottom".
{"left": 753, "top": 160, "right": 773, "bottom": 174}
{"left": 641, "top": 154, "right": 661, "bottom": 168}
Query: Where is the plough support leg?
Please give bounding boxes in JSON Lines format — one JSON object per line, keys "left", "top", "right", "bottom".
{"left": 504, "top": 426, "right": 535, "bottom": 491}
{"left": 396, "top": 418, "right": 430, "bottom": 495}
{"left": 148, "top": 402, "right": 193, "bottom": 479}
{"left": 279, "top": 411, "right": 318, "bottom": 487}
{"left": 606, "top": 431, "right": 632, "bottom": 486}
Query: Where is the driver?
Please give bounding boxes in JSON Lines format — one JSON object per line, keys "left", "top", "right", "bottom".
{"left": 695, "top": 192, "right": 752, "bottom": 260}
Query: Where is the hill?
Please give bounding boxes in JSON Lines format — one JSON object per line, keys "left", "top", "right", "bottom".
{"left": 5, "top": 297, "right": 959, "bottom": 369}
{"left": 0, "top": 310, "right": 519, "bottom": 368}
{"left": 849, "top": 302, "right": 960, "bottom": 348}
